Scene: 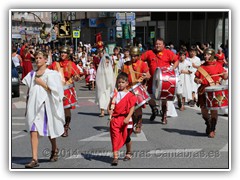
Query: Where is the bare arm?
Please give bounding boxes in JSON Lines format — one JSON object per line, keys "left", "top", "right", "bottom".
{"left": 222, "top": 71, "right": 228, "bottom": 80}
{"left": 124, "top": 106, "right": 135, "bottom": 124}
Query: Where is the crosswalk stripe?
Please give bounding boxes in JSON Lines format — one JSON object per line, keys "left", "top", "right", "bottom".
{"left": 12, "top": 101, "right": 26, "bottom": 109}
{"left": 12, "top": 123, "right": 25, "bottom": 126}
{"left": 79, "top": 131, "right": 147, "bottom": 142}
{"left": 12, "top": 117, "right": 25, "bottom": 120}
{"left": 12, "top": 131, "right": 21, "bottom": 134}
{"left": 12, "top": 134, "right": 26, "bottom": 140}
{"left": 219, "top": 143, "right": 228, "bottom": 152}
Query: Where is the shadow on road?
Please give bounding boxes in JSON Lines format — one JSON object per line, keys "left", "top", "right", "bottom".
{"left": 77, "top": 112, "right": 99, "bottom": 117}
{"left": 12, "top": 156, "right": 50, "bottom": 166}
{"left": 162, "top": 128, "right": 206, "bottom": 137}
{"left": 80, "top": 153, "right": 112, "bottom": 165}
{"left": 92, "top": 126, "right": 110, "bottom": 132}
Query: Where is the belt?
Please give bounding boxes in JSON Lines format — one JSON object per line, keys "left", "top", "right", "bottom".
{"left": 63, "top": 84, "right": 74, "bottom": 90}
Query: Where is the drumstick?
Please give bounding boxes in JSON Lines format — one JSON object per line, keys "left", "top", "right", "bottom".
{"left": 71, "top": 67, "right": 81, "bottom": 80}
{"left": 129, "top": 69, "right": 146, "bottom": 76}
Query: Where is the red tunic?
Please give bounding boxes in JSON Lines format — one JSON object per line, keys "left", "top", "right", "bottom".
{"left": 110, "top": 92, "right": 137, "bottom": 152}
{"left": 215, "top": 53, "right": 225, "bottom": 66}
{"left": 21, "top": 53, "right": 33, "bottom": 80}
{"left": 141, "top": 48, "right": 178, "bottom": 93}
{"left": 195, "top": 61, "right": 227, "bottom": 107}
{"left": 49, "top": 60, "right": 80, "bottom": 109}
{"left": 122, "top": 59, "right": 149, "bottom": 86}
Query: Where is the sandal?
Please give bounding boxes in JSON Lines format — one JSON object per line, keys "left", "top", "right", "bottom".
{"left": 134, "top": 126, "right": 141, "bottom": 134}
{"left": 111, "top": 158, "right": 118, "bottom": 166}
{"left": 50, "top": 148, "right": 59, "bottom": 162}
{"left": 25, "top": 159, "right": 39, "bottom": 168}
{"left": 123, "top": 153, "right": 132, "bottom": 161}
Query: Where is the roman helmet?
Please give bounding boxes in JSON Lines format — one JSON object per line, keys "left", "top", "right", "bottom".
{"left": 204, "top": 48, "right": 215, "bottom": 61}
{"left": 60, "top": 45, "right": 70, "bottom": 54}
{"left": 130, "top": 46, "right": 140, "bottom": 56}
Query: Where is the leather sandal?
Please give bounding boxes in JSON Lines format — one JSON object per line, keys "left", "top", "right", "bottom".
{"left": 134, "top": 126, "right": 141, "bottom": 134}
{"left": 50, "top": 148, "right": 59, "bottom": 162}
{"left": 25, "top": 159, "right": 39, "bottom": 168}
{"left": 123, "top": 153, "right": 132, "bottom": 161}
{"left": 111, "top": 158, "right": 118, "bottom": 166}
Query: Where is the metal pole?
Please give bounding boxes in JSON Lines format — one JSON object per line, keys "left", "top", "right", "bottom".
{"left": 75, "top": 38, "right": 77, "bottom": 54}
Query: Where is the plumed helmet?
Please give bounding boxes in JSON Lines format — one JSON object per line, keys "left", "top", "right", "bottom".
{"left": 204, "top": 48, "right": 215, "bottom": 61}
{"left": 60, "top": 46, "right": 70, "bottom": 54}
{"left": 130, "top": 46, "right": 140, "bottom": 56}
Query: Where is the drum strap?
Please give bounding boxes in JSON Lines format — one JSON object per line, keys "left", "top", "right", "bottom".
{"left": 129, "top": 65, "right": 138, "bottom": 84}
{"left": 197, "top": 67, "right": 216, "bottom": 86}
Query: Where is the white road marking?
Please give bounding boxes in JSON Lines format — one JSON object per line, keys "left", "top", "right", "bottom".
{"left": 88, "top": 99, "right": 95, "bottom": 103}
{"left": 12, "top": 123, "right": 25, "bottom": 126}
{"left": 219, "top": 143, "right": 228, "bottom": 152}
{"left": 12, "top": 134, "right": 26, "bottom": 140}
{"left": 79, "top": 131, "right": 147, "bottom": 142}
{"left": 12, "top": 131, "right": 21, "bottom": 134}
{"left": 12, "top": 101, "right": 26, "bottom": 109}
{"left": 78, "top": 97, "right": 95, "bottom": 99}
{"left": 148, "top": 148, "right": 202, "bottom": 154}
{"left": 12, "top": 117, "right": 25, "bottom": 120}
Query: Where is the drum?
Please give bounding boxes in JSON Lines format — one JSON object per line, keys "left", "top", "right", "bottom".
{"left": 129, "top": 83, "right": 151, "bottom": 110}
{"left": 152, "top": 67, "right": 178, "bottom": 101}
{"left": 205, "top": 85, "right": 228, "bottom": 110}
{"left": 63, "top": 84, "right": 78, "bottom": 109}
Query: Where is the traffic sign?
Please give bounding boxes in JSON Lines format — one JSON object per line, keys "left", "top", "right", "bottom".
{"left": 73, "top": 30, "right": 80, "bottom": 38}
{"left": 116, "top": 19, "right": 135, "bottom": 26}
{"left": 116, "top": 12, "right": 135, "bottom": 21}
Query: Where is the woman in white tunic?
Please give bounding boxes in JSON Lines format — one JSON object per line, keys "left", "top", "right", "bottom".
{"left": 22, "top": 51, "right": 65, "bottom": 168}
{"left": 95, "top": 55, "right": 116, "bottom": 117}
{"left": 177, "top": 50, "right": 193, "bottom": 110}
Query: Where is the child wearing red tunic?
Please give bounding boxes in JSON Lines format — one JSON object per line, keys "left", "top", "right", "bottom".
{"left": 108, "top": 72, "right": 137, "bottom": 166}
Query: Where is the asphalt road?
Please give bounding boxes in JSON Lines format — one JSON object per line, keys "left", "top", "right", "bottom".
{"left": 11, "top": 79, "right": 229, "bottom": 170}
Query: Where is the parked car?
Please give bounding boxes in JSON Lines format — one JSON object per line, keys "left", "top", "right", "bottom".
{"left": 12, "top": 61, "right": 20, "bottom": 97}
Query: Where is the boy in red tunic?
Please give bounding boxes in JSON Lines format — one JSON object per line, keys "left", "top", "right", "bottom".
{"left": 108, "top": 72, "right": 137, "bottom": 166}
{"left": 194, "top": 48, "right": 228, "bottom": 138}
{"left": 122, "top": 46, "right": 151, "bottom": 133}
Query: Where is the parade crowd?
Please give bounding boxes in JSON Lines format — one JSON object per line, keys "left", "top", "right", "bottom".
{"left": 12, "top": 37, "right": 229, "bottom": 167}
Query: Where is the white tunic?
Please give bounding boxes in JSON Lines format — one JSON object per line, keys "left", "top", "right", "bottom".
{"left": 178, "top": 59, "right": 193, "bottom": 101}
{"left": 189, "top": 56, "right": 201, "bottom": 93}
{"left": 22, "top": 69, "right": 65, "bottom": 139}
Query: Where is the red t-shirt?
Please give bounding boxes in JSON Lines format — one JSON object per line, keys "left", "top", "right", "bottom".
{"left": 141, "top": 48, "right": 178, "bottom": 76}
{"left": 141, "top": 48, "right": 178, "bottom": 93}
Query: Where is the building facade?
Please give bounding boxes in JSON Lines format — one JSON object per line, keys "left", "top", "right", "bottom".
{"left": 11, "top": 10, "right": 229, "bottom": 51}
